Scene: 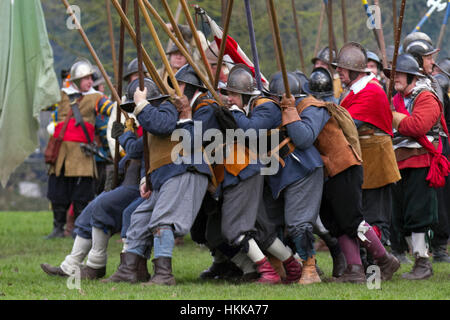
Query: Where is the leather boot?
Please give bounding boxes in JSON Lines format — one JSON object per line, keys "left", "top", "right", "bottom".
{"left": 282, "top": 256, "right": 302, "bottom": 284}
{"left": 320, "top": 232, "right": 347, "bottom": 277}
{"left": 255, "top": 257, "right": 281, "bottom": 284}
{"left": 64, "top": 205, "right": 75, "bottom": 237}
{"left": 40, "top": 263, "right": 69, "bottom": 277}
{"left": 200, "top": 261, "right": 231, "bottom": 280}
{"left": 299, "top": 255, "right": 321, "bottom": 285}
{"left": 375, "top": 252, "right": 400, "bottom": 281}
{"left": 333, "top": 264, "right": 366, "bottom": 284}
{"left": 267, "top": 253, "right": 286, "bottom": 281}
{"left": 79, "top": 265, "right": 106, "bottom": 280}
{"left": 101, "top": 252, "right": 150, "bottom": 283}
{"left": 143, "top": 257, "right": 176, "bottom": 286}
{"left": 402, "top": 255, "right": 433, "bottom": 280}
{"left": 45, "top": 204, "right": 67, "bottom": 239}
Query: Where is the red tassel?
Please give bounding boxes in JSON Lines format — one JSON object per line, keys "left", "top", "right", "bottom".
{"left": 426, "top": 153, "right": 450, "bottom": 188}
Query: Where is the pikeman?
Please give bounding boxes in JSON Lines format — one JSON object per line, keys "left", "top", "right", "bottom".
{"left": 331, "top": 42, "right": 401, "bottom": 282}
{"left": 388, "top": 53, "right": 449, "bottom": 278}
{"left": 104, "top": 64, "right": 221, "bottom": 285}
{"left": 218, "top": 64, "right": 302, "bottom": 285}
{"left": 45, "top": 59, "right": 115, "bottom": 239}
{"left": 311, "top": 46, "right": 342, "bottom": 99}
{"left": 405, "top": 33, "right": 450, "bottom": 264}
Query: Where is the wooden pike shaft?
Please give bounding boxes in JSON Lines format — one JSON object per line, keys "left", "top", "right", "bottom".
{"left": 111, "top": 0, "right": 168, "bottom": 95}
{"left": 214, "top": 0, "right": 233, "bottom": 89}
{"left": 267, "top": 0, "right": 291, "bottom": 98}
{"left": 388, "top": 0, "right": 407, "bottom": 106}
{"left": 143, "top": 0, "right": 223, "bottom": 104}
{"left": 341, "top": 0, "right": 348, "bottom": 43}
{"left": 373, "top": 0, "right": 388, "bottom": 69}
{"left": 137, "top": 0, "right": 181, "bottom": 96}
{"left": 61, "top": 0, "right": 128, "bottom": 118}
{"left": 291, "top": 0, "right": 305, "bottom": 71}
{"left": 161, "top": 0, "right": 188, "bottom": 52}
{"left": 314, "top": 2, "right": 326, "bottom": 58}
{"left": 180, "top": 0, "right": 216, "bottom": 87}
{"left": 266, "top": 0, "right": 281, "bottom": 70}
{"left": 327, "top": 0, "right": 334, "bottom": 70}
{"left": 113, "top": 0, "right": 127, "bottom": 189}
{"left": 106, "top": 0, "right": 118, "bottom": 83}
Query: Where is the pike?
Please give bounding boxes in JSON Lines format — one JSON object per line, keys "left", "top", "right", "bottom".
{"left": 266, "top": 0, "right": 282, "bottom": 70}
{"left": 388, "top": 0, "right": 407, "bottom": 108}
{"left": 326, "top": 0, "right": 334, "bottom": 70}
{"left": 436, "top": 0, "right": 450, "bottom": 52}
{"left": 111, "top": 0, "right": 168, "bottom": 95}
{"left": 291, "top": 0, "right": 305, "bottom": 71}
{"left": 144, "top": 0, "right": 223, "bottom": 104}
{"left": 341, "top": 0, "right": 348, "bottom": 43}
{"left": 105, "top": 0, "right": 118, "bottom": 84}
{"left": 113, "top": 0, "right": 127, "bottom": 188}
{"left": 214, "top": 0, "right": 233, "bottom": 89}
{"left": 180, "top": 0, "right": 216, "bottom": 88}
{"left": 137, "top": 0, "right": 181, "bottom": 96}
{"left": 373, "top": 0, "right": 388, "bottom": 70}
{"left": 313, "top": 2, "right": 326, "bottom": 58}
{"left": 244, "top": 0, "right": 263, "bottom": 91}
{"left": 61, "top": 0, "right": 128, "bottom": 118}
{"left": 133, "top": 0, "right": 150, "bottom": 189}
{"left": 161, "top": 0, "right": 188, "bottom": 53}
{"left": 266, "top": 0, "right": 290, "bottom": 97}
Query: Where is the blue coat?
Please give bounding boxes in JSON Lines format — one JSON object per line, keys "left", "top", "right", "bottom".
{"left": 233, "top": 99, "right": 327, "bottom": 199}
{"left": 137, "top": 97, "right": 220, "bottom": 191}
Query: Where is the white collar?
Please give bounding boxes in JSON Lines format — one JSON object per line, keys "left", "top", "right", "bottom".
{"left": 349, "top": 73, "right": 375, "bottom": 95}
{"left": 190, "top": 91, "right": 203, "bottom": 107}
{"left": 62, "top": 85, "right": 100, "bottom": 96}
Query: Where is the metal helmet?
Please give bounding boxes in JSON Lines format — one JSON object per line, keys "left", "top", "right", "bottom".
{"left": 70, "top": 59, "right": 94, "bottom": 82}
{"left": 121, "top": 77, "right": 169, "bottom": 113}
{"left": 168, "top": 63, "right": 206, "bottom": 91}
{"left": 166, "top": 41, "right": 191, "bottom": 56}
{"left": 293, "top": 70, "right": 309, "bottom": 92}
{"left": 405, "top": 39, "right": 439, "bottom": 58}
{"left": 268, "top": 71, "right": 303, "bottom": 98}
{"left": 302, "top": 67, "right": 333, "bottom": 97}
{"left": 434, "top": 58, "right": 450, "bottom": 77}
{"left": 402, "top": 32, "right": 433, "bottom": 51}
{"left": 383, "top": 53, "right": 425, "bottom": 79}
{"left": 434, "top": 73, "right": 449, "bottom": 94}
{"left": 220, "top": 64, "right": 261, "bottom": 96}
{"left": 92, "top": 66, "right": 106, "bottom": 88}
{"left": 366, "top": 51, "right": 382, "bottom": 67}
{"left": 332, "top": 42, "right": 371, "bottom": 73}
{"left": 123, "top": 58, "right": 148, "bottom": 82}
{"left": 311, "top": 46, "right": 336, "bottom": 65}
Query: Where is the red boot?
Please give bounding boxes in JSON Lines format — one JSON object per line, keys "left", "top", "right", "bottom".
{"left": 255, "top": 257, "right": 281, "bottom": 284}
{"left": 282, "top": 256, "right": 302, "bottom": 284}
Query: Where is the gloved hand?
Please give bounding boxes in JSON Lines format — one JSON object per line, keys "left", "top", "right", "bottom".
{"left": 134, "top": 87, "right": 147, "bottom": 106}
{"left": 280, "top": 93, "right": 300, "bottom": 126}
{"left": 124, "top": 118, "right": 136, "bottom": 134}
{"left": 173, "top": 95, "right": 191, "bottom": 119}
{"left": 111, "top": 121, "right": 124, "bottom": 140}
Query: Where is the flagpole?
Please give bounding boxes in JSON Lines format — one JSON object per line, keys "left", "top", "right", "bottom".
{"left": 244, "top": 0, "right": 263, "bottom": 91}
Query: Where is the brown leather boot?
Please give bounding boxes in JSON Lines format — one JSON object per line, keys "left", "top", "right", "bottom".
{"left": 101, "top": 252, "right": 150, "bottom": 283}
{"left": 267, "top": 253, "right": 286, "bottom": 281}
{"left": 333, "top": 264, "right": 366, "bottom": 284}
{"left": 79, "top": 265, "right": 106, "bottom": 280}
{"left": 40, "top": 264, "right": 69, "bottom": 277}
{"left": 298, "top": 256, "right": 321, "bottom": 285}
{"left": 375, "top": 252, "right": 400, "bottom": 281}
{"left": 142, "top": 257, "right": 176, "bottom": 286}
{"left": 402, "top": 255, "right": 433, "bottom": 280}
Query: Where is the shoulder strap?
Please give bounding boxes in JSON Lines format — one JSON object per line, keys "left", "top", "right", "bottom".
{"left": 57, "top": 108, "right": 73, "bottom": 139}
{"left": 295, "top": 96, "right": 327, "bottom": 114}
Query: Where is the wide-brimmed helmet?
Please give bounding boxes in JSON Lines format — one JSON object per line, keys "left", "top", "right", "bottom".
{"left": 220, "top": 64, "right": 260, "bottom": 96}
{"left": 332, "top": 42, "right": 371, "bottom": 73}
{"left": 121, "top": 77, "right": 169, "bottom": 113}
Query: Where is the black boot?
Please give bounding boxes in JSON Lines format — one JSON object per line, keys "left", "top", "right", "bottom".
{"left": 320, "top": 232, "right": 347, "bottom": 277}
{"left": 102, "top": 252, "right": 150, "bottom": 283}
{"left": 45, "top": 203, "right": 67, "bottom": 239}
{"left": 432, "top": 245, "right": 450, "bottom": 263}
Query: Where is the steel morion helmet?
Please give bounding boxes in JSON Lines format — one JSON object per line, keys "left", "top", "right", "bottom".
{"left": 383, "top": 53, "right": 425, "bottom": 79}
{"left": 220, "top": 64, "right": 261, "bottom": 96}
{"left": 332, "top": 42, "right": 371, "bottom": 73}
{"left": 123, "top": 58, "right": 148, "bottom": 82}
{"left": 402, "top": 32, "right": 433, "bottom": 52}
{"left": 121, "top": 77, "right": 169, "bottom": 113}
{"left": 268, "top": 71, "right": 303, "bottom": 98}
{"left": 311, "top": 46, "right": 336, "bottom": 65}
{"left": 366, "top": 51, "right": 382, "bottom": 68}
{"left": 167, "top": 63, "right": 206, "bottom": 91}
{"left": 405, "top": 39, "right": 439, "bottom": 58}
{"left": 70, "top": 59, "right": 94, "bottom": 82}
{"left": 302, "top": 67, "right": 334, "bottom": 97}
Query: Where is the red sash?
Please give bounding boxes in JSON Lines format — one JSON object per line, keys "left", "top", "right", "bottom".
{"left": 393, "top": 92, "right": 449, "bottom": 188}
{"left": 54, "top": 118, "right": 95, "bottom": 143}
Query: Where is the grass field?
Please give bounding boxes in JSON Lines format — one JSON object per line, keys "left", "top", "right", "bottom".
{"left": 0, "top": 211, "right": 449, "bottom": 301}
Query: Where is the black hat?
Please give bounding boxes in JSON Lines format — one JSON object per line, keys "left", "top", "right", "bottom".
{"left": 121, "top": 77, "right": 169, "bottom": 113}
{"left": 383, "top": 53, "right": 425, "bottom": 78}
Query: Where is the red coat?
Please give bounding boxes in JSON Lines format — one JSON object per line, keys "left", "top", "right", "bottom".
{"left": 340, "top": 81, "right": 393, "bottom": 136}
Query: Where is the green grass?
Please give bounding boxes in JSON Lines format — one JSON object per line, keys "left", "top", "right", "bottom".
{"left": 0, "top": 211, "right": 449, "bottom": 300}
